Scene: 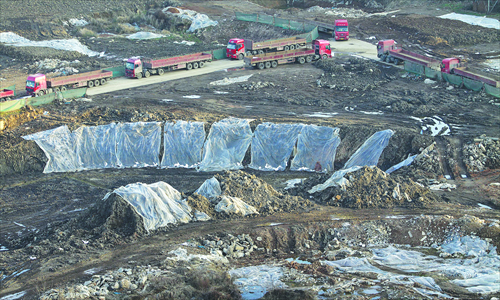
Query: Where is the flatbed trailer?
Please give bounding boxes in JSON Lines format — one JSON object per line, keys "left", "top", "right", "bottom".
{"left": 26, "top": 70, "right": 113, "bottom": 96}
{"left": 227, "top": 36, "right": 307, "bottom": 59}
{"left": 453, "top": 67, "right": 500, "bottom": 88}
{"left": 125, "top": 53, "right": 212, "bottom": 79}
{"left": 0, "top": 89, "right": 14, "bottom": 101}
{"left": 377, "top": 40, "right": 440, "bottom": 70}
{"left": 244, "top": 48, "right": 319, "bottom": 69}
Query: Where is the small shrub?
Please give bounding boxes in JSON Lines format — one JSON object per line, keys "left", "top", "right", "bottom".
{"left": 78, "top": 28, "right": 97, "bottom": 38}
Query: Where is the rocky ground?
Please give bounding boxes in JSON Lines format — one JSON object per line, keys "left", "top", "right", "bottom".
{"left": 1, "top": 0, "right": 500, "bottom": 299}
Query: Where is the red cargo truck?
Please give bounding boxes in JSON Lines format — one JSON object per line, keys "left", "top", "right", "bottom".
{"left": 26, "top": 70, "right": 113, "bottom": 96}
{"left": 0, "top": 89, "right": 14, "bottom": 101}
{"left": 334, "top": 19, "right": 349, "bottom": 41}
{"left": 244, "top": 39, "right": 332, "bottom": 69}
{"left": 125, "top": 52, "right": 212, "bottom": 79}
{"left": 377, "top": 39, "right": 441, "bottom": 70}
{"left": 441, "top": 58, "right": 500, "bottom": 88}
{"left": 226, "top": 36, "right": 307, "bottom": 60}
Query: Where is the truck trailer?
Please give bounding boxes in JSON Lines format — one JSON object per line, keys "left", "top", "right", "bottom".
{"left": 26, "top": 70, "right": 113, "bottom": 96}
{"left": 377, "top": 39, "right": 440, "bottom": 70}
{"left": 441, "top": 58, "right": 500, "bottom": 88}
{"left": 0, "top": 89, "right": 14, "bottom": 101}
{"left": 125, "top": 52, "right": 212, "bottom": 79}
{"left": 226, "top": 36, "right": 307, "bottom": 60}
{"left": 244, "top": 39, "right": 332, "bottom": 69}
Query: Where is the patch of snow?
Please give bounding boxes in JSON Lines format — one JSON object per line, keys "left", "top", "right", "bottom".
{"left": 284, "top": 178, "right": 305, "bottom": 190}
{"left": 13, "top": 222, "right": 25, "bottom": 227}
{"left": 438, "top": 13, "right": 500, "bottom": 29}
{"left": 183, "top": 95, "right": 200, "bottom": 99}
{"left": 478, "top": 203, "right": 493, "bottom": 210}
{"left": 302, "top": 112, "right": 338, "bottom": 118}
{"left": 360, "top": 111, "right": 383, "bottom": 115}
{"left": 210, "top": 75, "right": 253, "bottom": 86}
{"left": 0, "top": 32, "right": 100, "bottom": 57}
{"left": 68, "top": 19, "right": 88, "bottom": 27}
{"left": 173, "top": 40, "right": 196, "bottom": 46}
{"left": 229, "top": 265, "right": 287, "bottom": 300}
{"left": 127, "top": 32, "right": 165, "bottom": 40}
{"left": 0, "top": 291, "right": 27, "bottom": 300}
{"left": 214, "top": 91, "right": 229, "bottom": 94}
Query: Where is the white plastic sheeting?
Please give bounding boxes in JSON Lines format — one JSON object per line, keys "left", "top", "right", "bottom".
{"left": 161, "top": 121, "right": 205, "bottom": 168}
{"left": 249, "top": 123, "right": 303, "bottom": 171}
{"left": 291, "top": 125, "right": 340, "bottom": 172}
{"left": 215, "top": 196, "right": 259, "bottom": 216}
{"left": 73, "top": 123, "right": 119, "bottom": 170}
{"left": 115, "top": 122, "right": 162, "bottom": 168}
{"left": 163, "top": 7, "right": 218, "bottom": 32}
{"left": 386, "top": 154, "right": 417, "bottom": 174}
{"left": 343, "top": 129, "right": 394, "bottom": 169}
{"left": 23, "top": 125, "right": 79, "bottom": 173}
{"left": 195, "top": 177, "right": 222, "bottom": 200}
{"left": 438, "top": 13, "right": 500, "bottom": 30}
{"left": 104, "top": 181, "right": 192, "bottom": 232}
{"left": 229, "top": 265, "right": 287, "bottom": 300}
{"left": 198, "top": 118, "right": 253, "bottom": 172}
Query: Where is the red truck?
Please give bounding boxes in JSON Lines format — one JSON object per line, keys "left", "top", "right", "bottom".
{"left": 226, "top": 36, "right": 307, "bottom": 60}
{"left": 244, "top": 39, "right": 332, "bottom": 69}
{"left": 441, "top": 58, "right": 500, "bottom": 88}
{"left": 334, "top": 19, "right": 349, "bottom": 41}
{"left": 125, "top": 52, "right": 212, "bottom": 79}
{"left": 377, "top": 39, "right": 441, "bottom": 70}
{"left": 0, "top": 89, "right": 14, "bottom": 101}
{"left": 26, "top": 70, "right": 113, "bottom": 96}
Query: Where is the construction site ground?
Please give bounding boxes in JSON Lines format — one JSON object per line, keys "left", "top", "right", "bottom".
{"left": 0, "top": 0, "right": 499, "bottom": 299}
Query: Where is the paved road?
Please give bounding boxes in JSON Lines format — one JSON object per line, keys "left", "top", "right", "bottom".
{"left": 87, "top": 59, "right": 245, "bottom": 96}
{"left": 86, "top": 38, "right": 380, "bottom": 96}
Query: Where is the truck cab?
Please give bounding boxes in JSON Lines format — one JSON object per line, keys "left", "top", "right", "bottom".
{"left": 26, "top": 74, "right": 47, "bottom": 95}
{"left": 125, "top": 58, "right": 143, "bottom": 78}
{"left": 314, "top": 39, "right": 332, "bottom": 58}
{"left": 376, "top": 39, "right": 399, "bottom": 57}
{"left": 226, "top": 38, "right": 245, "bottom": 60}
{"left": 440, "top": 57, "right": 461, "bottom": 74}
{"left": 334, "top": 19, "right": 349, "bottom": 41}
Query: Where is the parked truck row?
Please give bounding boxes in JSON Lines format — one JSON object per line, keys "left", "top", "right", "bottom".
{"left": 377, "top": 39, "right": 500, "bottom": 88}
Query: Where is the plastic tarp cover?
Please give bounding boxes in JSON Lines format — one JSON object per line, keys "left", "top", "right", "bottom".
{"left": 194, "top": 177, "right": 222, "bottom": 200}
{"left": 484, "top": 84, "right": 500, "bottom": 98}
{"left": 22, "top": 125, "right": 78, "bottom": 173}
{"left": 425, "top": 67, "right": 442, "bottom": 81}
{"left": 291, "top": 125, "right": 340, "bottom": 172}
{"left": 27, "top": 93, "right": 56, "bottom": 107}
{"left": 249, "top": 123, "right": 303, "bottom": 171}
{"left": 442, "top": 73, "right": 463, "bottom": 86}
{"left": 198, "top": 117, "right": 253, "bottom": 172}
{"left": 106, "top": 181, "right": 192, "bottom": 232}
{"left": 215, "top": 195, "right": 259, "bottom": 216}
{"left": 115, "top": 122, "right": 162, "bottom": 168}
{"left": 308, "top": 166, "right": 363, "bottom": 193}
{"left": 73, "top": 123, "right": 119, "bottom": 170}
{"left": 161, "top": 121, "right": 205, "bottom": 169}
{"left": 212, "top": 49, "right": 226, "bottom": 60}
{"left": 343, "top": 129, "right": 394, "bottom": 169}
{"left": 404, "top": 62, "right": 424, "bottom": 75}
{"left": 463, "top": 77, "right": 484, "bottom": 92}
{"left": 386, "top": 154, "right": 417, "bottom": 174}
{"left": 0, "top": 98, "right": 25, "bottom": 113}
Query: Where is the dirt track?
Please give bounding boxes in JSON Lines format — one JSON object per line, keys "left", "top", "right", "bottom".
{"left": 1, "top": 0, "right": 500, "bottom": 299}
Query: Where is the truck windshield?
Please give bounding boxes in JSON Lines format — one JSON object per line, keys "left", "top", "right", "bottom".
{"left": 125, "top": 62, "right": 135, "bottom": 70}
{"left": 227, "top": 43, "right": 237, "bottom": 50}
{"left": 26, "top": 80, "right": 35, "bottom": 88}
{"left": 335, "top": 26, "right": 348, "bottom": 32}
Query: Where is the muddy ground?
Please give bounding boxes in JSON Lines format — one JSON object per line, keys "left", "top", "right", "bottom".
{"left": 1, "top": 0, "right": 500, "bottom": 299}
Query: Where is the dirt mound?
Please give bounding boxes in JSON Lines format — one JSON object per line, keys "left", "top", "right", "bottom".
{"left": 314, "top": 56, "right": 391, "bottom": 93}
{"left": 214, "top": 170, "right": 315, "bottom": 215}
{"left": 289, "top": 166, "right": 438, "bottom": 208}
{"left": 463, "top": 138, "right": 500, "bottom": 174}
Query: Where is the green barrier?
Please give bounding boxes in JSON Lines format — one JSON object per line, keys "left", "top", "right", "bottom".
{"left": 463, "top": 77, "right": 484, "bottom": 92}
{"left": 61, "top": 87, "right": 87, "bottom": 99}
{"left": 26, "top": 93, "right": 56, "bottom": 106}
{"left": 425, "top": 67, "right": 442, "bottom": 81}
{"left": 275, "top": 17, "right": 291, "bottom": 29}
{"left": 104, "top": 66, "right": 125, "bottom": 78}
{"left": 0, "top": 98, "right": 26, "bottom": 113}
{"left": 485, "top": 84, "right": 500, "bottom": 98}
{"left": 212, "top": 49, "right": 226, "bottom": 60}
{"left": 404, "top": 61, "right": 424, "bottom": 75}
{"left": 258, "top": 14, "right": 274, "bottom": 25}
{"left": 235, "top": 12, "right": 257, "bottom": 22}
{"left": 297, "top": 27, "right": 319, "bottom": 43}
{"left": 442, "top": 72, "right": 463, "bottom": 86}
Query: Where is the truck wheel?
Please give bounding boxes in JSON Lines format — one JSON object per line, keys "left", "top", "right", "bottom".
{"left": 101, "top": 78, "right": 107, "bottom": 85}
{"left": 322, "top": 54, "right": 328, "bottom": 60}
{"left": 144, "top": 71, "right": 150, "bottom": 78}
{"left": 290, "top": 45, "right": 295, "bottom": 50}
{"left": 284, "top": 46, "right": 290, "bottom": 51}
{"left": 258, "top": 50, "right": 264, "bottom": 54}
{"left": 306, "top": 56, "right": 312, "bottom": 63}
{"left": 193, "top": 62, "right": 199, "bottom": 69}
{"left": 298, "top": 57, "right": 306, "bottom": 64}
{"left": 252, "top": 51, "right": 258, "bottom": 55}
{"left": 61, "top": 86, "right": 67, "bottom": 91}
{"left": 54, "top": 87, "right": 60, "bottom": 92}
{"left": 296, "top": 44, "right": 301, "bottom": 49}
{"left": 237, "top": 54, "right": 244, "bottom": 60}
{"left": 271, "top": 61, "right": 278, "bottom": 68}
{"left": 199, "top": 61, "right": 205, "bottom": 68}
{"left": 246, "top": 51, "right": 252, "bottom": 57}
{"left": 136, "top": 72, "right": 142, "bottom": 79}
{"left": 88, "top": 80, "right": 94, "bottom": 88}
{"left": 187, "top": 63, "right": 193, "bottom": 70}
{"left": 94, "top": 79, "right": 100, "bottom": 87}
{"left": 37, "top": 90, "right": 45, "bottom": 96}
{"left": 258, "top": 62, "right": 265, "bottom": 70}
{"left": 158, "top": 68, "right": 165, "bottom": 75}
{"left": 265, "top": 61, "right": 271, "bottom": 69}
{"left": 47, "top": 88, "right": 53, "bottom": 94}
{"left": 381, "top": 54, "right": 387, "bottom": 62}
